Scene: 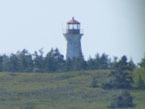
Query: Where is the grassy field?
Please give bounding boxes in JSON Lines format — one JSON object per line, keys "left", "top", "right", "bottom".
{"left": 0, "top": 68, "right": 144, "bottom": 109}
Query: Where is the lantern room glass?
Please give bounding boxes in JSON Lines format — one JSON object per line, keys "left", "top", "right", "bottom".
{"left": 67, "top": 24, "right": 80, "bottom": 30}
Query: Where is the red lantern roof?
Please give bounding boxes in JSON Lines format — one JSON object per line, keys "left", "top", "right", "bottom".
{"left": 67, "top": 17, "right": 80, "bottom": 24}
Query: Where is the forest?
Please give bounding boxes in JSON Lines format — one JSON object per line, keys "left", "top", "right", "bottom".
{"left": 0, "top": 48, "right": 141, "bottom": 73}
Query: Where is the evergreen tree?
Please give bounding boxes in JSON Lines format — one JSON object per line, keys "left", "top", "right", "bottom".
{"left": 94, "top": 53, "right": 101, "bottom": 69}
{"left": 8, "top": 54, "right": 19, "bottom": 72}
{"left": 108, "top": 69, "right": 134, "bottom": 89}
{"left": 99, "top": 53, "right": 110, "bottom": 69}
{"left": 138, "top": 54, "right": 145, "bottom": 68}
{"left": 53, "top": 48, "right": 65, "bottom": 72}
{"left": 44, "top": 48, "right": 65, "bottom": 72}
{"left": 0, "top": 55, "right": 3, "bottom": 72}
{"left": 33, "top": 49, "right": 44, "bottom": 72}
{"left": 108, "top": 90, "right": 135, "bottom": 108}
{"left": 2, "top": 55, "right": 9, "bottom": 72}
{"left": 72, "top": 55, "right": 86, "bottom": 71}
{"left": 137, "top": 75, "right": 145, "bottom": 89}
{"left": 115, "top": 55, "right": 128, "bottom": 71}
{"left": 44, "top": 48, "right": 56, "bottom": 72}
{"left": 65, "top": 58, "right": 73, "bottom": 71}
{"left": 18, "top": 49, "right": 33, "bottom": 72}
{"left": 111, "top": 56, "right": 118, "bottom": 69}
{"left": 87, "top": 53, "right": 110, "bottom": 70}
{"left": 113, "top": 55, "right": 136, "bottom": 71}
{"left": 87, "top": 57, "right": 96, "bottom": 70}
{"left": 102, "top": 56, "right": 134, "bottom": 89}
{"left": 90, "top": 77, "right": 98, "bottom": 88}
{"left": 128, "top": 58, "right": 136, "bottom": 71}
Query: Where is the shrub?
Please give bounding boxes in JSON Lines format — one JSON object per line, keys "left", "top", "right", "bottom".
{"left": 101, "top": 83, "right": 112, "bottom": 89}
{"left": 102, "top": 69, "right": 133, "bottom": 89}
{"left": 108, "top": 90, "right": 135, "bottom": 108}
{"left": 90, "top": 77, "right": 99, "bottom": 88}
{"left": 137, "top": 75, "right": 145, "bottom": 89}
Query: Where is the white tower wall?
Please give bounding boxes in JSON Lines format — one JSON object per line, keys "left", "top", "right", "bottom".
{"left": 64, "top": 33, "right": 83, "bottom": 59}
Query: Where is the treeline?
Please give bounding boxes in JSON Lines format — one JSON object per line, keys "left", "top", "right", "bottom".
{"left": 0, "top": 48, "right": 136, "bottom": 73}
{"left": 138, "top": 54, "right": 145, "bottom": 68}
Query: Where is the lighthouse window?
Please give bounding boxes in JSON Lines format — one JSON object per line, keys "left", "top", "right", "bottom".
{"left": 69, "top": 24, "right": 73, "bottom": 29}
{"left": 68, "top": 24, "right": 79, "bottom": 30}
{"left": 73, "top": 24, "right": 77, "bottom": 29}
{"left": 77, "top": 25, "right": 80, "bottom": 29}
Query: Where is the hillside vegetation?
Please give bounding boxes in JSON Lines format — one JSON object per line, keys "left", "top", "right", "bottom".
{"left": 0, "top": 68, "right": 144, "bottom": 109}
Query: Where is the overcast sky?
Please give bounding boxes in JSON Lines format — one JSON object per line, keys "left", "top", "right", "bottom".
{"left": 0, "top": 0, "right": 145, "bottom": 64}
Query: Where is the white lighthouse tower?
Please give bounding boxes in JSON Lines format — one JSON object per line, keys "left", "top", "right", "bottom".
{"left": 63, "top": 17, "right": 83, "bottom": 59}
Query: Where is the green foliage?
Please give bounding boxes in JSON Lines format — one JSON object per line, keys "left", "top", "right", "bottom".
{"left": 87, "top": 53, "right": 111, "bottom": 70}
{"left": 87, "top": 57, "right": 96, "bottom": 70}
{"left": 109, "top": 69, "right": 133, "bottom": 89}
{"left": 90, "top": 77, "right": 98, "bottom": 88}
{"left": 8, "top": 54, "right": 19, "bottom": 72}
{"left": 111, "top": 56, "right": 118, "bottom": 69}
{"left": 138, "top": 54, "right": 145, "bottom": 68}
{"left": 102, "top": 70, "right": 134, "bottom": 89}
{"left": 133, "top": 68, "right": 145, "bottom": 83}
{"left": 100, "top": 53, "right": 111, "bottom": 69}
{"left": 117, "top": 55, "right": 128, "bottom": 70}
{"left": 44, "top": 48, "right": 57, "bottom": 72}
{"left": 18, "top": 49, "right": 33, "bottom": 72}
{"left": 102, "top": 56, "right": 134, "bottom": 89}
{"left": 0, "top": 49, "right": 136, "bottom": 73}
{"left": 128, "top": 59, "right": 136, "bottom": 71}
{"left": 115, "top": 55, "right": 135, "bottom": 71}
{"left": 44, "top": 48, "right": 65, "bottom": 72}
{"left": 33, "top": 48, "right": 44, "bottom": 72}
{"left": 65, "top": 58, "right": 73, "bottom": 71}
{"left": 137, "top": 75, "right": 145, "bottom": 89}
{"left": 72, "top": 55, "right": 87, "bottom": 71}
{"left": 2, "top": 55, "right": 9, "bottom": 72}
{"left": 108, "top": 90, "right": 135, "bottom": 108}
{"left": 0, "top": 55, "right": 3, "bottom": 72}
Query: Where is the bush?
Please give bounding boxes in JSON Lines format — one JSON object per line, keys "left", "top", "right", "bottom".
{"left": 137, "top": 75, "right": 145, "bottom": 89}
{"left": 108, "top": 90, "right": 135, "bottom": 108}
{"left": 101, "top": 83, "right": 112, "bottom": 89}
{"left": 102, "top": 69, "right": 133, "bottom": 89}
{"left": 90, "top": 77, "right": 99, "bottom": 88}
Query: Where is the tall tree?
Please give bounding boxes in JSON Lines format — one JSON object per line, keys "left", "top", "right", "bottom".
{"left": 65, "top": 58, "right": 73, "bottom": 71}
{"left": 102, "top": 56, "right": 134, "bottom": 89}
{"left": 115, "top": 55, "right": 129, "bottom": 71}
{"left": 108, "top": 69, "right": 134, "bottom": 89}
{"left": 94, "top": 53, "right": 101, "bottom": 69}
{"left": 0, "top": 55, "right": 3, "bottom": 72}
{"left": 137, "top": 75, "right": 145, "bottom": 89}
{"left": 128, "top": 58, "right": 136, "bottom": 71}
{"left": 99, "top": 53, "right": 110, "bottom": 69}
{"left": 44, "top": 48, "right": 65, "bottom": 72}
{"left": 108, "top": 90, "right": 135, "bottom": 108}
{"left": 87, "top": 57, "right": 96, "bottom": 70}
{"left": 2, "top": 55, "right": 9, "bottom": 72}
{"left": 18, "top": 49, "right": 33, "bottom": 72}
{"left": 53, "top": 48, "right": 65, "bottom": 72}
{"left": 111, "top": 56, "right": 118, "bottom": 69}
{"left": 71, "top": 55, "right": 87, "bottom": 71}
{"left": 138, "top": 54, "right": 145, "bottom": 68}
{"left": 8, "top": 54, "right": 19, "bottom": 72}
{"left": 33, "top": 48, "right": 44, "bottom": 72}
{"left": 44, "top": 49, "right": 55, "bottom": 72}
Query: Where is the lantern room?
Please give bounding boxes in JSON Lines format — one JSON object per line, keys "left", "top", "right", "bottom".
{"left": 66, "top": 17, "right": 80, "bottom": 34}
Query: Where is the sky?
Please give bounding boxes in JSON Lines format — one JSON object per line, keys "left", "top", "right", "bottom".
{"left": 0, "top": 0, "right": 145, "bottom": 64}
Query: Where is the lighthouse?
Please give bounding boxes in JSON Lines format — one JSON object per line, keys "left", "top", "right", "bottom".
{"left": 63, "top": 17, "right": 83, "bottom": 59}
